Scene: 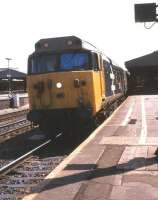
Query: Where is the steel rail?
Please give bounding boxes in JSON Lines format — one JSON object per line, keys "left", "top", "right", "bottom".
{"left": 0, "top": 139, "right": 52, "bottom": 177}
{"left": 0, "top": 133, "right": 62, "bottom": 177}
{"left": 0, "top": 109, "right": 29, "bottom": 123}
{"left": 0, "top": 123, "right": 32, "bottom": 137}
{"left": 0, "top": 118, "right": 27, "bottom": 129}
{"left": 0, "top": 121, "right": 35, "bottom": 143}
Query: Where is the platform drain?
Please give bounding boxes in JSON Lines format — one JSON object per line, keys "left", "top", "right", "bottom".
{"left": 128, "top": 119, "right": 137, "bottom": 124}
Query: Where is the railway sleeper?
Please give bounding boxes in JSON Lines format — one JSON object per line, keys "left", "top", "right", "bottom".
{"left": 1, "top": 183, "right": 37, "bottom": 188}
{"left": 10, "top": 176, "right": 43, "bottom": 181}
{"left": 0, "top": 194, "right": 24, "bottom": 199}
{"left": 16, "top": 170, "right": 51, "bottom": 174}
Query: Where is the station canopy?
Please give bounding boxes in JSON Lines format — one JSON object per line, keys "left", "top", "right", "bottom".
{"left": 125, "top": 51, "right": 158, "bottom": 72}
{"left": 0, "top": 68, "right": 26, "bottom": 79}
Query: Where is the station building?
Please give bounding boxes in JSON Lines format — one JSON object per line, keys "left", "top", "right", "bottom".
{"left": 125, "top": 51, "right": 158, "bottom": 94}
{"left": 0, "top": 68, "right": 26, "bottom": 93}
{"left": 0, "top": 68, "right": 28, "bottom": 109}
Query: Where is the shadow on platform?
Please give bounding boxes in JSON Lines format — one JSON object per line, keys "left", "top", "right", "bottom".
{"left": 34, "top": 156, "right": 158, "bottom": 193}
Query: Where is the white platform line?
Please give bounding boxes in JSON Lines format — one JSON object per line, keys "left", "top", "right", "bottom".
{"left": 139, "top": 96, "right": 147, "bottom": 145}
{"left": 121, "top": 100, "right": 135, "bottom": 126}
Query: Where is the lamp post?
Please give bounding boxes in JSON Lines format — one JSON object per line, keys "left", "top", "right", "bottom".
{"left": 5, "top": 58, "right": 12, "bottom": 94}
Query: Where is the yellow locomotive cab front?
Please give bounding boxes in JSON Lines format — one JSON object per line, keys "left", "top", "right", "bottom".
{"left": 27, "top": 67, "right": 104, "bottom": 119}
{"left": 27, "top": 70, "right": 102, "bottom": 112}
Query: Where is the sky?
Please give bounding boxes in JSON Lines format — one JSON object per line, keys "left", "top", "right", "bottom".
{"left": 0, "top": 0, "right": 158, "bottom": 72}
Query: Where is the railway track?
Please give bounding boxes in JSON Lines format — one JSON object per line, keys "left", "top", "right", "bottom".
{"left": 0, "top": 109, "right": 29, "bottom": 123}
{"left": 0, "top": 119, "right": 34, "bottom": 143}
{"left": 0, "top": 133, "right": 67, "bottom": 200}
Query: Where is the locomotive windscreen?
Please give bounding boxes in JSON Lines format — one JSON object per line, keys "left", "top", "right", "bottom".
{"left": 28, "top": 51, "right": 95, "bottom": 74}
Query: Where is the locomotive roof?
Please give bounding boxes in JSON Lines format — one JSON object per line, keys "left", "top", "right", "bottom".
{"left": 35, "top": 36, "right": 100, "bottom": 53}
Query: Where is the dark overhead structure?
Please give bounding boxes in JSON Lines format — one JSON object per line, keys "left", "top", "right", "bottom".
{"left": 0, "top": 68, "right": 26, "bottom": 79}
{"left": 0, "top": 68, "right": 26, "bottom": 93}
{"left": 125, "top": 51, "right": 158, "bottom": 94}
{"left": 125, "top": 51, "right": 158, "bottom": 71}
{"left": 135, "top": 3, "right": 157, "bottom": 22}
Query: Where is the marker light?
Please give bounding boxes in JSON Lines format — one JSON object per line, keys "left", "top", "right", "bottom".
{"left": 44, "top": 43, "right": 48, "bottom": 48}
{"left": 67, "top": 40, "right": 73, "bottom": 46}
{"left": 56, "top": 82, "right": 62, "bottom": 88}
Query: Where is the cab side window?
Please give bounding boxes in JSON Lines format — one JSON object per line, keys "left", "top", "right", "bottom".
{"left": 91, "top": 53, "right": 99, "bottom": 70}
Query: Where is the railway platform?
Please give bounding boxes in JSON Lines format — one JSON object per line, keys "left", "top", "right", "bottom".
{"left": 24, "top": 95, "right": 158, "bottom": 200}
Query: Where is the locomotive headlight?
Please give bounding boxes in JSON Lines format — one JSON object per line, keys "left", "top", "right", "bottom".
{"left": 56, "top": 82, "right": 62, "bottom": 88}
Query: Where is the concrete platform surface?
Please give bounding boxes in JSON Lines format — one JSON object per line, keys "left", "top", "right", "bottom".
{"left": 23, "top": 95, "right": 158, "bottom": 200}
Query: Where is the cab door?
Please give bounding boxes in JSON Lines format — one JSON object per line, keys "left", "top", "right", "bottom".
{"left": 91, "top": 53, "right": 106, "bottom": 113}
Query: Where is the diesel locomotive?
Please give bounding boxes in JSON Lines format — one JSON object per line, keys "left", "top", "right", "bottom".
{"left": 27, "top": 36, "right": 127, "bottom": 138}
